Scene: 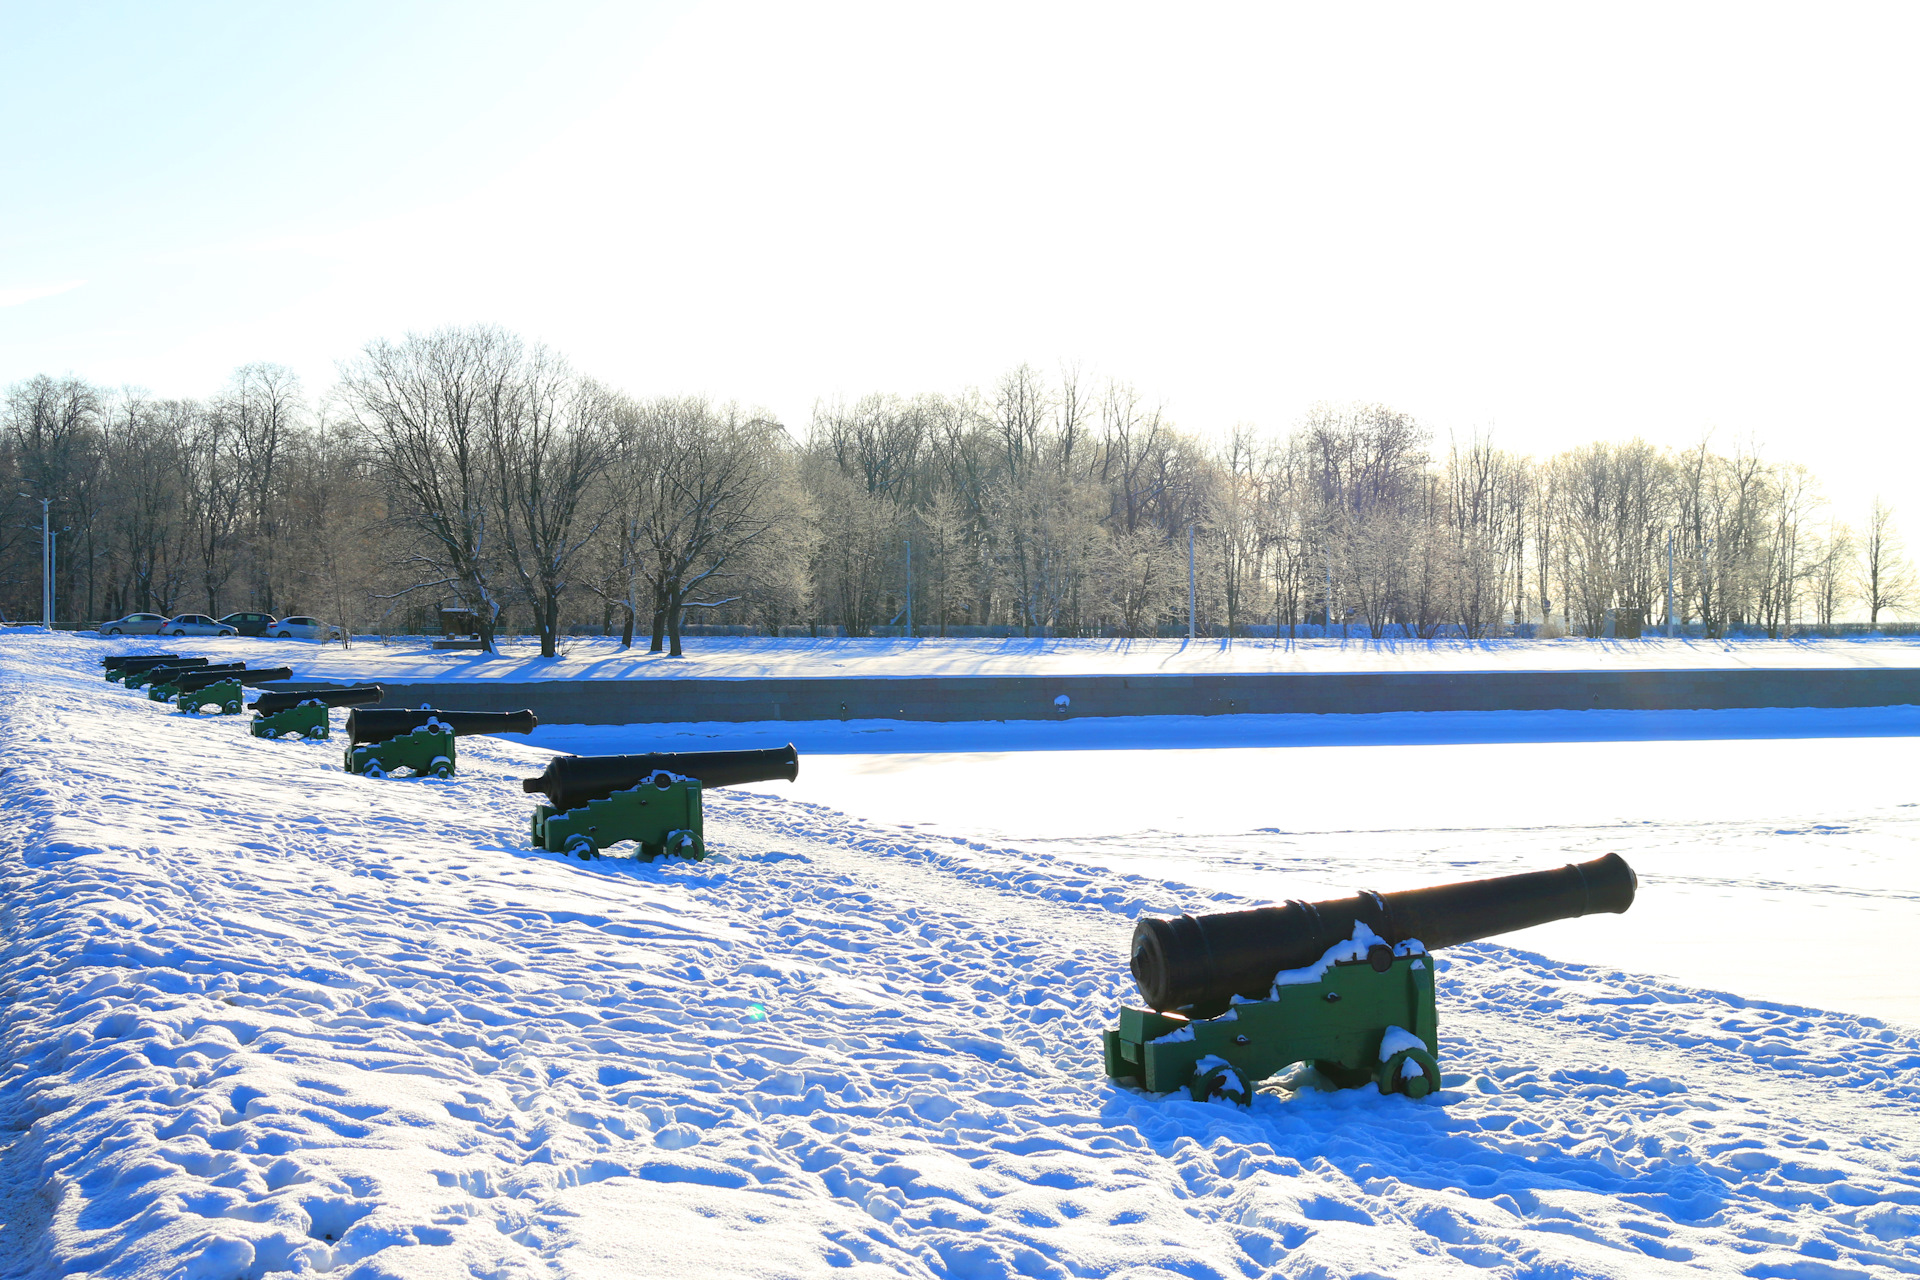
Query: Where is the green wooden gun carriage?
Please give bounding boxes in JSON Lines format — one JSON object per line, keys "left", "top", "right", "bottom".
{"left": 168, "top": 666, "right": 291, "bottom": 715}
{"left": 342, "top": 708, "right": 537, "bottom": 778}
{"left": 249, "top": 684, "right": 384, "bottom": 740}
{"left": 520, "top": 746, "right": 798, "bottom": 861}
{"left": 102, "top": 654, "right": 186, "bottom": 683}
{"left": 1107, "top": 854, "right": 1637, "bottom": 1106}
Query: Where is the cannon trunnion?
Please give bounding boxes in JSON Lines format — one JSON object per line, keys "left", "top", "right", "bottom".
{"left": 523, "top": 746, "right": 799, "bottom": 862}
{"left": 1105, "top": 854, "right": 1637, "bottom": 1105}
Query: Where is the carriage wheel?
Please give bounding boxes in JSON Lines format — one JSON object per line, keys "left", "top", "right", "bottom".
{"left": 1190, "top": 1058, "right": 1251, "bottom": 1108}
{"left": 1375, "top": 1047, "right": 1441, "bottom": 1099}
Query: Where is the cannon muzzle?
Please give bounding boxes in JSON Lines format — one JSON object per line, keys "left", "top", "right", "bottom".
{"left": 346, "top": 708, "right": 538, "bottom": 746}
{"left": 1130, "top": 853, "right": 1638, "bottom": 1016}
{"left": 173, "top": 666, "right": 294, "bottom": 692}
{"left": 249, "top": 684, "right": 385, "bottom": 715}
{"left": 104, "top": 653, "right": 184, "bottom": 673}
{"left": 520, "top": 745, "right": 799, "bottom": 812}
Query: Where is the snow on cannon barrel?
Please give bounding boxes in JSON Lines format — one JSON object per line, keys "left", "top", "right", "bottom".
{"left": 248, "top": 684, "right": 384, "bottom": 741}
{"left": 520, "top": 745, "right": 800, "bottom": 863}
{"left": 1105, "top": 853, "right": 1638, "bottom": 1107}
{"left": 170, "top": 666, "right": 295, "bottom": 715}
{"left": 342, "top": 707, "right": 538, "bottom": 779}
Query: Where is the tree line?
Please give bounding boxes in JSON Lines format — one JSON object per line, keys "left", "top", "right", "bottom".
{"left": 2, "top": 325, "right": 1908, "bottom": 653}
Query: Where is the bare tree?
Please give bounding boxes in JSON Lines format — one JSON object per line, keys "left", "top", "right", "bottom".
{"left": 181, "top": 401, "right": 243, "bottom": 615}
{"left": 484, "top": 350, "right": 615, "bottom": 657}
{"left": 338, "top": 326, "right": 518, "bottom": 651}
{"left": 632, "top": 400, "right": 797, "bottom": 656}
{"left": 5, "top": 374, "right": 104, "bottom": 619}
{"left": 223, "top": 363, "right": 305, "bottom": 613}
{"left": 1807, "top": 521, "right": 1855, "bottom": 627}
{"left": 1862, "top": 498, "right": 1911, "bottom": 626}
{"left": 102, "top": 395, "right": 192, "bottom": 616}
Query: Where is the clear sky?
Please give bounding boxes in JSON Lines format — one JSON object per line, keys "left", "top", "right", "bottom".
{"left": 3, "top": 1, "right": 1915, "bottom": 524}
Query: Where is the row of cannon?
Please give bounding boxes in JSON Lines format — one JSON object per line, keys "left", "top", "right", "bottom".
{"left": 99, "top": 650, "right": 1638, "bottom": 1108}
{"left": 100, "top": 652, "right": 799, "bottom": 861}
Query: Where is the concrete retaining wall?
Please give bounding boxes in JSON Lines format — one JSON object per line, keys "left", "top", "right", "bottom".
{"left": 263, "top": 668, "right": 1920, "bottom": 725}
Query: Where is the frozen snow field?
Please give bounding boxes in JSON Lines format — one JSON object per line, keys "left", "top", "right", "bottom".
{"left": 3, "top": 632, "right": 1920, "bottom": 1278}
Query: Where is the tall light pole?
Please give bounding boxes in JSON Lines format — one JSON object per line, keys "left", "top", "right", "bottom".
{"left": 20, "top": 493, "right": 49, "bottom": 629}
{"left": 903, "top": 539, "right": 913, "bottom": 639}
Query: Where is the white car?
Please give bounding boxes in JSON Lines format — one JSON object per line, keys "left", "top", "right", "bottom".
{"left": 98, "top": 612, "right": 168, "bottom": 636}
{"left": 161, "top": 614, "right": 237, "bottom": 637}
{"left": 268, "top": 616, "right": 341, "bottom": 641}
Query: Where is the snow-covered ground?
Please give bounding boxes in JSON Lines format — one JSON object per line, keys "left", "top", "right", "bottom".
{"left": 4, "top": 634, "right": 1920, "bottom": 1277}
{"left": 62, "top": 629, "right": 1920, "bottom": 683}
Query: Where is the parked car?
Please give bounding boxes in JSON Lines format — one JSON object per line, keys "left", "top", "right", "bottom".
{"left": 218, "top": 611, "right": 277, "bottom": 637}
{"left": 161, "top": 614, "right": 237, "bottom": 637}
{"left": 268, "top": 615, "right": 340, "bottom": 641}
{"left": 98, "top": 612, "right": 168, "bottom": 636}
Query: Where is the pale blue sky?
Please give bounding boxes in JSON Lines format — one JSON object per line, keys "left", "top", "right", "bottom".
{"left": 3, "top": 2, "right": 1917, "bottom": 523}
{"left": 1, "top": 3, "right": 681, "bottom": 260}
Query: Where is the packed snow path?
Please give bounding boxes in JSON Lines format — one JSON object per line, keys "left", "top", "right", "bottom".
{"left": 2, "top": 640, "right": 1919, "bottom": 1278}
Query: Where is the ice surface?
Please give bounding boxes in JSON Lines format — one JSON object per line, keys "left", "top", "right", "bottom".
{"left": 5, "top": 631, "right": 1920, "bottom": 1278}
{"left": 623, "top": 722, "right": 1920, "bottom": 1028}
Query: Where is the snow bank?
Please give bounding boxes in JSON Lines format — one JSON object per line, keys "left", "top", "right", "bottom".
{"left": 1, "top": 636, "right": 1918, "bottom": 1277}
{"left": 23, "top": 626, "right": 1920, "bottom": 686}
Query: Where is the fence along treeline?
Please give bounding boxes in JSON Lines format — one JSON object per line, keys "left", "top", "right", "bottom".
{"left": 1, "top": 327, "right": 1908, "bottom": 649}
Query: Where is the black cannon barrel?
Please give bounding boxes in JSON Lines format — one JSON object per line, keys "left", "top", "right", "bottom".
{"left": 125, "top": 656, "right": 210, "bottom": 677}
{"left": 173, "top": 666, "right": 294, "bottom": 693}
{"left": 346, "top": 708, "right": 538, "bottom": 746}
{"left": 151, "top": 661, "right": 244, "bottom": 683}
{"left": 104, "top": 653, "right": 183, "bottom": 673}
{"left": 1130, "top": 853, "right": 1638, "bottom": 1016}
{"left": 520, "top": 745, "right": 800, "bottom": 812}
{"left": 249, "top": 684, "right": 385, "bottom": 715}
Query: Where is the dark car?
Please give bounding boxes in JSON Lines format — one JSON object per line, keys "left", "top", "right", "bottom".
{"left": 218, "top": 611, "right": 278, "bottom": 637}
